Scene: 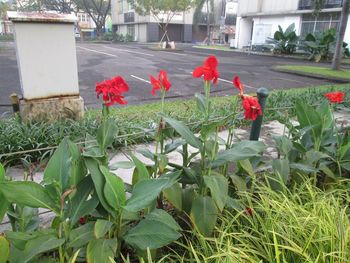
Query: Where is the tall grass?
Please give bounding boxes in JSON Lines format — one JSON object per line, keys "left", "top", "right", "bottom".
{"left": 154, "top": 179, "right": 350, "bottom": 263}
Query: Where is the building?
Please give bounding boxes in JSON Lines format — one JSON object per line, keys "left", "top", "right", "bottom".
{"left": 111, "top": 0, "right": 238, "bottom": 43}
{"left": 235, "top": 0, "right": 350, "bottom": 48}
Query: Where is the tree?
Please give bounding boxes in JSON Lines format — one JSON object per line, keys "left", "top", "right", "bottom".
{"left": 0, "top": 1, "right": 11, "bottom": 19}
{"left": 129, "top": 0, "right": 195, "bottom": 44}
{"left": 75, "top": 0, "right": 111, "bottom": 39}
{"left": 312, "top": 0, "right": 349, "bottom": 70}
{"left": 193, "top": 0, "right": 214, "bottom": 45}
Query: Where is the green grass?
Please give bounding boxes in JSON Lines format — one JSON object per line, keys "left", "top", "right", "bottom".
{"left": 152, "top": 179, "right": 350, "bottom": 263}
{"left": 1, "top": 84, "right": 349, "bottom": 166}
{"left": 275, "top": 65, "right": 350, "bottom": 80}
{"left": 192, "top": 45, "right": 234, "bottom": 51}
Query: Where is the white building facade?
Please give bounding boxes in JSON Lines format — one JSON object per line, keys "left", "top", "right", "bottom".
{"left": 235, "top": 0, "right": 350, "bottom": 48}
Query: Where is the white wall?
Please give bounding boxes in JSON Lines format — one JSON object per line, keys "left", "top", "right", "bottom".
{"left": 345, "top": 15, "right": 350, "bottom": 44}
{"left": 235, "top": 16, "right": 253, "bottom": 48}
{"left": 238, "top": 0, "right": 299, "bottom": 15}
{"left": 251, "top": 15, "right": 301, "bottom": 44}
{"left": 13, "top": 22, "right": 79, "bottom": 100}
{"left": 138, "top": 24, "right": 147, "bottom": 42}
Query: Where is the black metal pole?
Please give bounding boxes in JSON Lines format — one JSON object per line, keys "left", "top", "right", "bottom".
{"left": 249, "top": 88, "right": 269, "bottom": 141}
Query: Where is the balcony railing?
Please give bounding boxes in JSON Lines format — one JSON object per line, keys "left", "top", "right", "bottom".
{"left": 298, "top": 0, "right": 343, "bottom": 10}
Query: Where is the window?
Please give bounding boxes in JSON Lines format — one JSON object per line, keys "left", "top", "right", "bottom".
{"left": 301, "top": 12, "right": 341, "bottom": 37}
{"left": 298, "top": 0, "right": 343, "bottom": 10}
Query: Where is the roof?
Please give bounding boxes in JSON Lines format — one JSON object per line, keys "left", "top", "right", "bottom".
{"left": 7, "top": 11, "right": 77, "bottom": 23}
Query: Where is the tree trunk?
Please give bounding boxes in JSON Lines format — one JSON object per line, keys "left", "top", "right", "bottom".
{"left": 331, "top": 0, "right": 349, "bottom": 70}
{"left": 206, "top": 0, "right": 210, "bottom": 45}
{"left": 96, "top": 25, "right": 103, "bottom": 40}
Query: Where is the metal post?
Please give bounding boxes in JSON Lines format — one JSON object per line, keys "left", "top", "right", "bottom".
{"left": 249, "top": 88, "right": 269, "bottom": 141}
{"left": 10, "top": 93, "right": 20, "bottom": 113}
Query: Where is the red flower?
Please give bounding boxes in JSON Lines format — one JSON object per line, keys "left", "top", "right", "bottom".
{"left": 96, "top": 76, "right": 129, "bottom": 106}
{"left": 233, "top": 76, "right": 244, "bottom": 96}
{"left": 79, "top": 217, "right": 86, "bottom": 224}
{"left": 242, "top": 96, "right": 262, "bottom": 121}
{"left": 150, "top": 70, "right": 172, "bottom": 95}
{"left": 245, "top": 207, "right": 253, "bottom": 216}
{"left": 192, "top": 55, "right": 219, "bottom": 84}
{"left": 324, "top": 91, "right": 344, "bottom": 104}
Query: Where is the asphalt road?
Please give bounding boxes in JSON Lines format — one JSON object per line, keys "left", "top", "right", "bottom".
{"left": 0, "top": 41, "right": 336, "bottom": 115}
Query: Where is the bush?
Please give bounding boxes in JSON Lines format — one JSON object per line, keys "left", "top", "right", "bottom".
{"left": 302, "top": 29, "right": 336, "bottom": 62}
{"left": 266, "top": 23, "right": 299, "bottom": 54}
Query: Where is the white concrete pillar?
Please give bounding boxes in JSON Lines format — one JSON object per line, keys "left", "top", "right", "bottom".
{"left": 7, "top": 11, "right": 84, "bottom": 121}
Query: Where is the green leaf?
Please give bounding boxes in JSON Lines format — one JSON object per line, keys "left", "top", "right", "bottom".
{"left": 109, "top": 161, "right": 135, "bottom": 170}
{"left": 85, "top": 158, "right": 114, "bottom": 214}
{"left": 295, "top": 100, "right": 322, "bottom": 134}
{"left": 204, "top": 174, "right": 228, "bottom": 212}
{"left": 238, "top": 159, "right": 255, "bottom": 177}
{"left": 163, "top": 183, "right": 182, "bottom": 210}
{"left": 68, "top": 140, "right": 86, "bottom": 187}
{"left": 182, "top": 188, "right": 197, "bottom": 215}
{"left": 0, "top": 236, "right": 9, "bottom": 263}
{"left": 195, "top": 93, "right": 206, "bottom": 113}
{"left": 94, "top": 220, "right": 113, "bottom": 239}
{"left": 0, "top": 192, "right": 8, "bottom": 223}
{"left": 272, "top": 159, "right": 290, "bottom": 184}
{"left": 97, "top": 119, "right": 117, "bottom": 150}
{"left": 229, "top": 174, "right": 247, "bottom": 191}
{"left": 0, "top": 181, "right": 59, "bottom": 213}
{"left": 131, "top": 154, "right": 150, "bottom": 185}
{"left": 164, "top": 139, "right": 185, "bottom": 154}
{"left": 144, "top": 209, "right": 181, "bottom": 231}
{"left": 290, "top": 163, "right": 318, "bottom": 173}
{"left": 124, "top": 211, "right": 181, "bottom": 250}
{"left": 83, "top": 134, "right": 104, "bottom": 158}
{"left": 68, "top": 222, "right": 95, "bottom": 248}
{"left": 211, "top": 141, "right": 265, "bottom": 168}
{"left": 8, "top": 232, "right": 64, "bottom": 263}
{"left": 190, "top": 196, "right": 218, "bottom": 237}
{"left": 100, "top": 166, "right": 126, "bottom": 210}
{"left": 43, "top": 138, "right": 71, "bottom": 193}
{"left": 124, "top": 176, "right": 177, "bottom": 212}
{"left": 67, "top": 175, "right": 99, "bottom": 226}
{"left": 163, "top": 116, "right": 202, "bottom": 149}
{"left": 87, "top": 238, "right": 118, "bottom": 263}
{"left": 0, "top": 163, "right": 5, "bottom": 181}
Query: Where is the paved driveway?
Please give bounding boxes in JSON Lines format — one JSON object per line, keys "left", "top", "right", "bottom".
{"left": 0, "top": 41, "right": 336, "bottom": 115}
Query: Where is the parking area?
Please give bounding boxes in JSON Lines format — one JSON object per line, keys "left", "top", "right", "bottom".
{"left": 0, "top": 41, "right": 336, "bottom": 114}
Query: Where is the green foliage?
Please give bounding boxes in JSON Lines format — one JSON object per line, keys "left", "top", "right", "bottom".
{"left": 302, "top": 28, "right": 336, "bottom": 62}
{"left": 267, "top": 23, "right": 299, "bottom": 54}
{"left": 129, "top": 0, "right": 194, "bottom": 15}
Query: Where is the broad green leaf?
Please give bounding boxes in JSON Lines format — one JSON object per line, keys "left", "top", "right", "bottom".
{"left": 100, "top": 166, "right": 126, "bottom": 210}
{"left": 67, "top": 175, "right": 99, "bottom": 226}
{"left": 87, "top": 239, "right": 118, "bottom": 263}
{"left": 8, "top": 232, "right": 64, "bottom": 263}
{"left": 68, "top": 140, "right": 86, "bottom": 187}
{"left": 43, "top": 138, "right": 71, "bottom": 192}
{"left": 158, "top": 154, "right": 168, "bottom": 173}
{"left": 144, "top": 209, "right": 181, "bottom": 231}
{"left": 0, "top": 181, "right": 59, "bottom": 213}
{"left": 163, "top": 183, "right": 182, "bottom": 210}
{"left": 68, "top": 249, "right": 80, "bottom": 263}
{"left": 290, "top": 163, "right": 318, "bottom": 173}
{"left": 97, "top": 119, "right": 118, "bottom": 150}
{"left": 163, "top": 116, "right": 202, "bottom": 149}
{"left": 68, "top": 222, "right": 95, "bottom": 248}
{"left": 273, "top": 136, "right": 293, "bottom": 157}
{"left": 131, "top": 154, "right": 150, "bottom": 185}
{"left": 0, "top": 236, "right": 9, "bottom": 263}
{"left": 0, "top": 193, "right": 8, "bottom": 223}
{"left": 94, "top": 220, "right": 113, "bottom": 239}
{"left": 211, "top": 141, "right": 265, "bottom": 168}
{"left": 85, "top": 158, "right": 114, "bottom": 214}
{"left": 190, "top": 196, "right": 218, "bottom": 237}
{"left": 124, "top": 177, "right": 176, "bottom": 212}
{"left": 4, "top": 230, "right": 38, "bottom": 250}
{"left": 109, "top": 161, "right": 135, "bottom": 170}
{"left": 204, "top": 174, "right": 228, "bottom": 211}
{"left": 164, "top": 139, "right": 185, "bottom": 154}
{"left": 124, "top": 213, "right": 181, "bottom": 250}
{"left": 182, "top": 188, "right": 197, "bottom": 215}
{"left": 83, "top": 134, "right": 104, "bottom": 158}
{"left": 295, "top": 100, "right": 322, "bottom": 135}
{"left": 272, "top": 159, "right": 290, "bottom": 184}
{"left": 0, "top": 163, "right": 5, "bottom": 181}
{"left": 238, "top": 159, "right": 255, "bottom": 177}
{"left": 195, "top": 93, "right": 206, "bottom": 113}
{"left": 229, "top": 174, "right": 247, "bottom": 191}
{"left": 136, "top": 149, "right": 155, "bottom": 161}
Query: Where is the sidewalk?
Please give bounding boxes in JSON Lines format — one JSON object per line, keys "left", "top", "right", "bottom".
{"left": 1, "top": 110, "right": 349, "bottom": 232}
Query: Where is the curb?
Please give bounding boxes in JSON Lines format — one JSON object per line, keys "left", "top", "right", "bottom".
{"left": 272, "top": 67, "right": 350, "bottom": 83}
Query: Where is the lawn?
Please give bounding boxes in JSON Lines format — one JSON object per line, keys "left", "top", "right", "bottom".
{"left": 275, "top": 65, "right": 350, "bottom": 81}
{"left": 192, "top": 45, "right": 234, "bottom": 51}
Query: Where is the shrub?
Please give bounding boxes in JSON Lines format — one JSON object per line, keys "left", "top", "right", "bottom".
{"left": 302, "top": 29, "right": 336, "bottom": 62}
{"left": 266, "top": 23, "right": 299, "bottom": 54}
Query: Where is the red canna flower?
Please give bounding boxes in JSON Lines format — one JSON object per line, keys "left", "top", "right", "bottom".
{"left": 233, "top": 76, "right": 244, "bottom": 97}
{"left": 324, "top": 91, "right": 344, "bottom": 104}
{"left": 242, "top": 96, "right": 262, "bottom": 121}
{"left": 79, "top": 217, "right": 87, "bottom": 224}
{"left": 96, "top": 76, "right": 129, "bottom": 106}
{"left": 150, "top": 70, "right": 172, "bottom": 95}
{"left": 245, "top": 207, "right": 253, "bottom": 216}
{"left": 192, "top": 55, "right": 220, "bottom": 84}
